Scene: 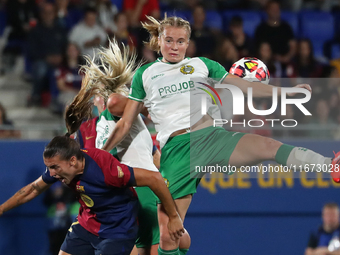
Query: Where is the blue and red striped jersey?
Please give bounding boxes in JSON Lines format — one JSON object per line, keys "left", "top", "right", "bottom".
{"left": 42, "top": 148, "right": 139, "bottom": 239}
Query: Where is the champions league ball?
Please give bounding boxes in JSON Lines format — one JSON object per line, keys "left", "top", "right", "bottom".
{"left": 229, "top": 57, "right": 270, "bottom": 84}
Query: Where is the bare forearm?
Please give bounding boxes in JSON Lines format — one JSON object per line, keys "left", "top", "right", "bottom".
{"left": 0, "top": 179, "right": 49, "bottom": 215}
{"left": 135, "top": 171, "right": 178, "bottom": 218}
{"left": 103, "top": 99, "right": 143, "bottom": 151}
{"left": 223, "top": 74, "right": 280, "bottom": 97}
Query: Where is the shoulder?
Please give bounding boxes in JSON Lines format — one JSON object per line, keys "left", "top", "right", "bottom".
{"left": 82, "top": 148, "right": 113, "bottom": 163}
{"left": 136, "top": 60, "right": 159, "bottom": 75}
{"left": 99, "top": 109, "right": 119, "bottom": 121}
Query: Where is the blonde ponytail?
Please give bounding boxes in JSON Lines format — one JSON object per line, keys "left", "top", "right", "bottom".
{"left": 65, "top": 39, "right": 140, "bottom": 135}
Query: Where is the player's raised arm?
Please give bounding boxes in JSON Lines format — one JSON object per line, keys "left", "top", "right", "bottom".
{"left": 0, "top": 176, "right": 51, "bottom": 216}
{"left": 222, "top": 73, "right": 311, "bottom": 97}
{"left": 102, "top": 98, "right": 144, "bottom": 152}
{"left": 132, "top": 168, "right": 185, "bottom": 240}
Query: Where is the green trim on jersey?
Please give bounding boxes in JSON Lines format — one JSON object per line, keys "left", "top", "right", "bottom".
{"left": 129, "top": 61, "right": 156, "bottom": 101}
{"left": 97, "top": 109, "right": 119, "bottom": 158}
{"left": 198, "top": 57, "right": 229, "bottom": 81}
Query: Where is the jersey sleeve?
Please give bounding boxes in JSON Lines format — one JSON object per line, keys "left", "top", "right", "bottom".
{"left": 103, "top": 155, "right": 136, "bottom": 187}
{"left": 199, "top": 57, "right": 229, "bottom": 82}
{"left": 128, "top": 68, "right": 146, "bottom": 102}
{"left": 41, "top": 167, "right": 58, "bottom": 184}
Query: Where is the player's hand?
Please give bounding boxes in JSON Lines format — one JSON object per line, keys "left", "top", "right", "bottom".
{"left": 287, "top": 84, "right": 312, "bottom": 96}
{"left": 167, "top": 214, "right": 184, "bottom": 241}
{"left": 313, "top": 247, "right": 328, "bottom": 255}
{"left": 0, "top": 205, "right": 4, "bottom": 217}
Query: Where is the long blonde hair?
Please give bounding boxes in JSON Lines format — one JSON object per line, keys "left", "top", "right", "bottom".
{"left": 142, "top": 15, "right": 191, "bottom": 53}
{"left": 65, "top": 40, "right": 140, "bottom": 135}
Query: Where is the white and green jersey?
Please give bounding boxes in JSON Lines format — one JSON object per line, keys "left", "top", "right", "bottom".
{"left": 96, "top": 109, "right": 158, "bottom": 172}
{"left": 128, "top": 57, "right": 228, "bottom": 148}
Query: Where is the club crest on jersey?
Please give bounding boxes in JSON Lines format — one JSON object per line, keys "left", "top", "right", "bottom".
{"left": 80, "top": 194, "right": 94, "bottom": 207}
{"left": 76, "top": 185, "right": 85, "bottom": 193}
{"left": 117, "top": 166, "right": 124, "bottom": 178}
{"left": 180, "top": 65, "right": 194, "bottom": 75}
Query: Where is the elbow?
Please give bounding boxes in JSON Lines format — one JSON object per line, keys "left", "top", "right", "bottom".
{"left": 147, "top": 172, "right": 164, "bottom": 189}
{"left": 107, "top": 94, "right": 124, "bottom": 117}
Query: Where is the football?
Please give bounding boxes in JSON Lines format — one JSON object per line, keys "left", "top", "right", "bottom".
{"left": 229, "top": 57, "right": 270, "bottom": 84}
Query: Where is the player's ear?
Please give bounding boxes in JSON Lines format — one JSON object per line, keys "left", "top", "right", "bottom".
{"left": 70, "top": 156, "right": 77, "bottom": 166}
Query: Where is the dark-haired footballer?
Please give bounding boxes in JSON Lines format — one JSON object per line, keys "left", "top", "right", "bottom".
{"left": 0, "top": 136, "right": 184, "bottom": 255}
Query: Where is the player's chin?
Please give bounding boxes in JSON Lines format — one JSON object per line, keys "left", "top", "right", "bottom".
{"left": 167, "top": 55, "right": 182, "bottom": 62}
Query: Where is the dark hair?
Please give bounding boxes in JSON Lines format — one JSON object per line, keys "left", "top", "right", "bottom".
{"left": 266, "top": 0, "right": 280, "bottom": 9}
{"left": 43, "top": 136, "right": 83, "bottom": 161}
{"left": 84, "top": 7, "right": 97, "bottom": 15}
{"left": 323, "top": 202, "right": 339, "bottom": 210}
{"left": 230, "top": 16, "right": 243, "bottom": 27}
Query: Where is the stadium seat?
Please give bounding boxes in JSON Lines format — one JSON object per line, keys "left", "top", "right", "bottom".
{"left": 222, "top": 11, "right": 262, "bottom": 37}
{"left": 110, "top": 0, "right": 123, "bottom": 11}
{"left": 331, "top": 44, "right": 340, "bottom": 59}
{"left": 300, "top": 12, "right": 335, "bottom": 58}
{"left": 205, "top": 11, "right": 223, "bottom": 30}
{"left": 280, "top": 11, "right": 299, "bottom": 36}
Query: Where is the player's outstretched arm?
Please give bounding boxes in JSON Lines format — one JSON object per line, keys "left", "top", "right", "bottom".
{"left": 102, "top": 98, "right": 144, "bottom": 152}
{"left": 133, "top": 168, "right": 185, "bottom": 240}
{"left": 222, "top": 73, "right": 311, "bottom": 97}
{"left": 0, "top": 176, "right": 50, "bottom": 216}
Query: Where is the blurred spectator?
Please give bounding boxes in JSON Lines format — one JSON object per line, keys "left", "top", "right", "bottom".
{"left": 247, "top": 0, "right": 270, "bottom": 10}
{"left": 141, "top": 45, "right": 157, "bottom": 63}
{"left": 329, "top": 91, "right": 340, "bottom": 120}
{"left": 43, "top": 182, "right": 77, "bottom": 255}
{"left": 254, "top": 1, "right": 296, "bottom": 67}
{"left": 123, "top": 0, "right": 160, "bottom": 28}
{"left": 308, "top": 98, "right": 335, "bottom": 139}
{"left": 27, "top": 2, "right": 68, "bottom": 106}
{"left": 305, "top": 202, "right": 340, "bottom": 255}
{"left": 2, "top": 0, "right": 38, "bottom": 73}
{"left": 186, "top": 39, "right": 197, "bottom": 58}
{"left": 191, "top": 4, "right": 217, "bottom": 59}
{"left": 293, "top": 0, "right": 340, "bottom": 11}
{"left": 0, "top": 102, "right": 20, "bottom": 139}
{"left": 55, "top": 0, "right": 83, "bottom": 31}
{"left": 50, "top": 42, "right": 83, "bottom": 114}
{"left": 218, "top": 37, "right": 239, "bottom": 70}
{"left": 286, "top": 39, "right": 325, "bottom": 78}
{"left": 68, "top": 7, "right": 107, "bottom": 59}
{"left": 256, "top": 41, "right": 282, "bottom": 78}
{"left": 227, "top": 16, "right": 252, "bottom": 58}
{"left": 96, "top": 0, "right": 119, "bottom": 36}
{"left": 112, "top": 12, "right": 137, "bottom": 53}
